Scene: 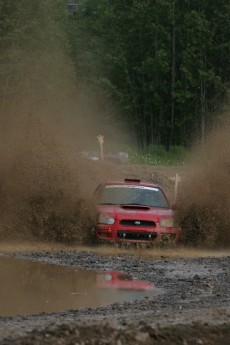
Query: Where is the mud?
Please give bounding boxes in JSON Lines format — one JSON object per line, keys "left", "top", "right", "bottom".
{"left": 0, "top": 248, "right": 229, "bottom": 345}
{"left": 0, "top": 114, "right": 99, "bottom": 244}
{"left": 177, "top": 124, "right": 230, "bottom": 248}
{"left": 0, "top": 130, "right": 181, "bottom": 247}
{"left": 2, "top": 111, "right": 230, "bottom": 249}
{"left": 0, "top": 255, "right": 155, "bottom": 316}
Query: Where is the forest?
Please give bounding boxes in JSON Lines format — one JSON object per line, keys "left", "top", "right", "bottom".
{"left": 1, "top": 0, "right": 230, "bottom": 151}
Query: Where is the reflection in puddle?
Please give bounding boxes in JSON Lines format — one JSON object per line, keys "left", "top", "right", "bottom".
{"left": 0, "top": 256, "right": 155, "bottom": 316}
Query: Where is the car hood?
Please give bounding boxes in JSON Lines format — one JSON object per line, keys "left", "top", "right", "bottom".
{"left": 97, "top": 204, "right": 174, "bottom": 222}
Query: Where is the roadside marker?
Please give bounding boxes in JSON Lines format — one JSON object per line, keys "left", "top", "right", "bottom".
{"left": 169, "top": 173, "right": 182, "bottom": 201}
{"left": 97, "top": 135, "right": 104, "bottom": 160}
{"left": 174, "top": 173, "right": 181, "bottom": 201}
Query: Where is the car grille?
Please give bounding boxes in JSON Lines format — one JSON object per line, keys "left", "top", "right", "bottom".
{"left": 117, "top": 231, "right": 157, "bottom": 241}
{"left": 119, "top": 220, "right": 156, "bottom": 227}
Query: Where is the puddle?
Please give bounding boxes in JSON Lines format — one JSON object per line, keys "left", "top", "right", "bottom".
{"left": 0, "top": 256, "right": 155, "bottom": 316}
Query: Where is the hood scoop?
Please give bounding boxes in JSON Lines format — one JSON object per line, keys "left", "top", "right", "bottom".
{"left": 120, "top": 205, "right": 150, "bottom": 211}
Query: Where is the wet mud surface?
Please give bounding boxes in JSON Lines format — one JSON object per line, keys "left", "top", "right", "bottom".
{"left": 0, "top": 255, "right": 155, "bottom": 317}
{"left": 0, "top": 248, "right": 229, "bottom": 344}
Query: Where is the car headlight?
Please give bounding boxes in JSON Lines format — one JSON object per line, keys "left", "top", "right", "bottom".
{"left": 160, "top": 218, "right": 174, "bottom": 227}
{"left": 98, "top": 214, "right": 115, "bottom": 225}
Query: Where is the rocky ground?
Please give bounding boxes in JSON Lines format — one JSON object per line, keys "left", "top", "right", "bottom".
{"left": 0, "top": 247, "right": 229, "bottom": 345}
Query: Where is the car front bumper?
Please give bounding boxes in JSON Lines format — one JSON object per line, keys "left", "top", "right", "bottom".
{"left": 95, "top": 223, "right": 181, "bottom": 245}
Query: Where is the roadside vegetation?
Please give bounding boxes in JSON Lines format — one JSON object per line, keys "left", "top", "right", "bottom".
{"left": 126, "top": 144, "right": 188, "bottom": 165}
{"left": 67, "top": 0, "right": 230, "bottom": 150}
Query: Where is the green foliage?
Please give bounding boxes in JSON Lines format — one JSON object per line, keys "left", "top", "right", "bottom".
{"left": 127, "top": 144, "right": 189, "bottom": 166}
{"left": 0, "top": 0, "right": 74, "bottom": 118}
{"left": 67, "top": 0, "right": 230, "bottom": 149}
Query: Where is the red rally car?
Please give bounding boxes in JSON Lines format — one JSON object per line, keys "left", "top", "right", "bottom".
{"left": 94, "top": 178, "right": 181, "bottom": 246}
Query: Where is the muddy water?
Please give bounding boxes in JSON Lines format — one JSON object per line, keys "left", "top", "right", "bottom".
{"left": 0, "top": 256, "right": 155, "bottom": 316}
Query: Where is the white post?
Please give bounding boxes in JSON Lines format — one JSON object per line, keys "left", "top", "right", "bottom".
{"left": 174, "top": 173, "right": 181, "bottom": 201}
{"left": 97, "top": 135, "right": 104, "bottom": 160}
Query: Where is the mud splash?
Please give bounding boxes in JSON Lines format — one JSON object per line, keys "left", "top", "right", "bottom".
{"left": 177, "top": 123, "right": 230, "bottom": 248}
{"left": 0, "top": 0, "right": 129, "bottom": 246}
{"left": 0, "top": 115, "right": 97, "bottom": 243}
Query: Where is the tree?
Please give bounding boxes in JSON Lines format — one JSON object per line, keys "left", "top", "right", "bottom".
{"left": 57, "top": 1, "right": 230, "bottom": 148}
{"left": 0, "top": 0, "right": 74, "bottom": 121}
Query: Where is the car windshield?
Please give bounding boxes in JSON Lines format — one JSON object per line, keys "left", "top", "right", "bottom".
{"left": 98, "top": 185, "right": 169, "bottom": 208}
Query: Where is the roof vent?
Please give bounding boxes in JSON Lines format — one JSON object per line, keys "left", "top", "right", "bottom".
{"left": 124, "top": 178, "right": 141, "bottom": 183}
